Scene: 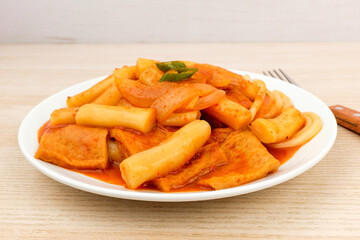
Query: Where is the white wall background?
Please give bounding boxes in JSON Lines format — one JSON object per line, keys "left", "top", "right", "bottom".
{"left": 0, "top": 0, "right": 359, "bottom": 43}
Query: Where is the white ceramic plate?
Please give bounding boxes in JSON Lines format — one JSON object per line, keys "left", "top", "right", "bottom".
{"left": 18, "top": 70, "right": 337, "bottom": 202}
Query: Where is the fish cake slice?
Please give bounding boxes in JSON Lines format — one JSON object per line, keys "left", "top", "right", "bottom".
{"left": 153, "top": 143, "right": 228, "bottom": 191}
{"left": 198, "top": 129, "right": 280, "bottom": 190}
{"left": 35, "top": 125, "right": 108, "bottom": 169}
{"left": 110, "top": 125, "right": 174, "bottom": 156}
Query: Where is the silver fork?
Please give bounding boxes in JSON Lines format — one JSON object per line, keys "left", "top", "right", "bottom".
{"left": 262, "top": 69, "right": 299, "bottom": 87}
{"left": 262, "top": 69, "right": 360, "bottom": 134}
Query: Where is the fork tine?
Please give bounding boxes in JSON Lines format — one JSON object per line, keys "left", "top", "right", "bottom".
{"left": 279, "top": 69, "right": 299, "bottom": 87}
{"left": 267, "top": 71, "right": 275, "bottom": 78}
{"left": 263, "top": 69, "right": 300, "bottom": 87}
{"left": 273, "top": 69, "right": 285, "bottom": 81}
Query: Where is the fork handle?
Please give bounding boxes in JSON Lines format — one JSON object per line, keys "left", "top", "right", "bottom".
{"left": 329, "top": 105, "right": 360, "bottom": 134}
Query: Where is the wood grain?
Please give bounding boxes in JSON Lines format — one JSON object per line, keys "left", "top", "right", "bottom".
{"left": 1, "top": 43, "right": 360, "bottom": 240}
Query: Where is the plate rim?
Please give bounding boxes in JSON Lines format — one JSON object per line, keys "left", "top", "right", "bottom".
{"left": 18, "top": 70, "right": 337, "bottom": 202}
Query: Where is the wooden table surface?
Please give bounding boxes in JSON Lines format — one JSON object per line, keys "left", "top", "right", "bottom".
{"left": 1, "top": 43, "right": 359, "bottom": 239}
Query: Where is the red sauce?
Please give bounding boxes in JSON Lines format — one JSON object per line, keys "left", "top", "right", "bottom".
{"left": 267, "top": 146, "right": 301, "bottom": 165}
{"left": 38, "top": 120, "right": 51, "bottom": 142}
{"left": 75, "top": 164, "right": 210, "bottom": 192}
{"left": 38, "top": 121, "right": 70, "bottom": 142}
{"left": 74, "top": 146, "right": 301, "bottom": 193}
{"left": 138, "top": 179, "right": 211, "bottom": 192}
{"left": 75, "top": 165, "right": 126, "bottom": 186}
{"left": 38, "top": 121, "right": 301, "bottom": 192}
